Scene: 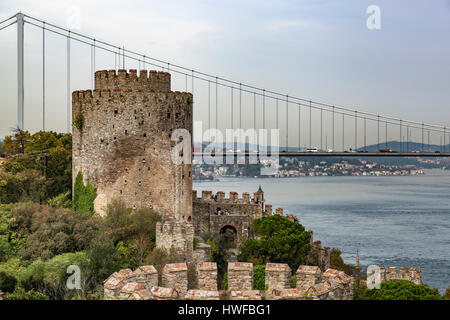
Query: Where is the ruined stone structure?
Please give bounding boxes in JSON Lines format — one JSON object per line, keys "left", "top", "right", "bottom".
{"left": 192, "top": 188, "right": 284, "bottom": 247}
{"left": 367, "top": 266, "right": 422, "bottom": 286}
{"left": 104, "top": 262, "right": 354, "bottom": 300}
{"left": 306, "top": 230, "right": 331, "bottom": 271}
{"left": 72, "top": 69, "right": 192, "bottom": 219}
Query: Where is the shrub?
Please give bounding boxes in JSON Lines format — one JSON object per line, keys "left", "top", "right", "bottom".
{"left": 0, "top": 271, "right": 17, "bottom": 293}
{"left": 4, "top": 287, "right": 49, "bottom": 300}
{"left": 48, "top": 191, "right": 72, "bottom": 209}
{"left": 253, "top": 265, "right": 266, "bottom": 291}
{"left": 358, "top": 280, "right": 444, "bottom": 300}
{"left": 193, "top": 237, "right": 198, "bottom": 250}
{"left": 73, "top": 172, "right": 97, "bottom": 215}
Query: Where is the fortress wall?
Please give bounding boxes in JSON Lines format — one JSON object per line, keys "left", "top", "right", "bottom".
{"left": 104, "top": 263, "right": 354, "bottom": 300}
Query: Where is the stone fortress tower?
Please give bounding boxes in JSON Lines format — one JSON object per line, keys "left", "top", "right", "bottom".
{"left": 72, "top": 69, "right": 193, "bottom": 220}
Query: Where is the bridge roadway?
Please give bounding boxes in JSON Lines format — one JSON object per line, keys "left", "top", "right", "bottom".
{"left": 193, "top": 152, "right": 450, "bottom": 157}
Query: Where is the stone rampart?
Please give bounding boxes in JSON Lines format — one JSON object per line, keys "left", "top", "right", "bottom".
{"left": 104, "top": 263, "right": 354, "bottom": 300}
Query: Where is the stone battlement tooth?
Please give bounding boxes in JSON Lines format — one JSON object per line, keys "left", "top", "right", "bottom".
{"left": 94, "top": 69, "right": 171, "bottom": 91}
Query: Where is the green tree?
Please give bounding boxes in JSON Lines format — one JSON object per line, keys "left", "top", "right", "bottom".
{"left": 3, "top": 128, "right": 31, "bottom": 156}
{"left": 330, "top": 248, "right": 345, "bottom": 270}
{"left": 73, "top": 172, "right": 97, "bottom": 215}
{"left": 358, "top": 280, "right": 444, "bottom": 300}
{"left": 202, "top": 229, "right": 235, "bottom": 284}
{"left": 238, "top": 215, "right": 311, "bottom": 272}
{"left": 47, "top": 191, "right": 72, "bottom": 209}
{"left": 100, "top": 199, "right": 160, "bottom": 267}
{"left": 0, "top": 131, "right": 72, "bottom": 204}
{"left": 81, "top": 241, "right": 124, "bottom": 298}
{"left": 0, "top": 271, "right": 17, "bottom": 293}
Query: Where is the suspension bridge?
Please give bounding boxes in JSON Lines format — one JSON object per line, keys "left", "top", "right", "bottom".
{"left": 1, "top": 12, "right": 449, "bottom": 157}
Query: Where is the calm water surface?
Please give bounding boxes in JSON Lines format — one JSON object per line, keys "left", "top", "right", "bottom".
{"left": 194, "top": 169, "right": 450, "bottom": 293}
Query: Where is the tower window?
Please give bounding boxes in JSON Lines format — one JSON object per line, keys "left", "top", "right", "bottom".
{"left": 143, "top": 133, "right": 147, "bottom": 137}
{"left": 167, "top": 112, "right": 171, "bottom": 119}
{"left": 125, "top": 130, "right": 128, "bottom": 135}
{"left": 114, "top": 110, "right": 118, "bottom": 114}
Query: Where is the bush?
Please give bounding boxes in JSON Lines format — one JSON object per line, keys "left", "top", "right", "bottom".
{"left": 221, "top": 273, "right": 228, "bottom": 290}
{"left": 253, "top": 265, "right": 266, "bottom": 291}
{"left": 4, "top": 287, "right": 49, "bottom": 300}
{"left": 20, "top": 252, "right": 88, "bottom": 300}
{"left": 73, "top": 172, "right": 97, "bottom": 215}
{"left": 290, "top": 274, "right": 297, "bottom": 288}
{"left": 193, "top": 237, "right": 198, "bottom": 250}
{"left": 73, "top": 113, "right": 84, "bottom": 131}
{"left": 0, "top": 271, "right": 17, "bottom": 293}
{"left": 444, "top": 287, "right": 450, "bottom": 300}
{"left": 358, "top": 280, "right": 444, "bottom": 300}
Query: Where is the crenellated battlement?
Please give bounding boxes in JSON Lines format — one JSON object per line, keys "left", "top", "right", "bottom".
{"left": 193, "top": 190, "right": 253, "bottom": 204}
{"left": 374, "top": 266, "right": 422, "bottom": 285}
{"left": 104, "top": 262, "right": 354, "bottom": 300}
{"left": 94, "top": 69, "right": 171, "bottom": 91}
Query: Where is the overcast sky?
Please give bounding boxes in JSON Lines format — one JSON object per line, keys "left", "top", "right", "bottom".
{"left": 0, "top": 0, "right": 449, "bottom": 147}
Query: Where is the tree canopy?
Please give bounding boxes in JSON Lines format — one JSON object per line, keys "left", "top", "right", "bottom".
{"left": 237, "top": 215, "right": 311, "bottom": 271}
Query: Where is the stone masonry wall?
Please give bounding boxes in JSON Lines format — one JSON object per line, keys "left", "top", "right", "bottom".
{"left": 162, "top": 263, "right": 189, "bottom": 297}
{"left": 104, "top": 262, "right": 355, "bottom": 300}
{"left": 265, "top": 263, "right": 291, "bottom": 290}
{"left": 228, "top": 262, "right": 253, "bottom": 291}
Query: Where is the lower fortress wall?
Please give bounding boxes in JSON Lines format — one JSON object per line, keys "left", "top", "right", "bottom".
{"left": 104, "top": 262, "right": 354, "bottom": 300}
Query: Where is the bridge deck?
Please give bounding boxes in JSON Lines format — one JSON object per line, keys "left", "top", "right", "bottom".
{"left": 193, "top": 152, "right": 450, "bottom": 157}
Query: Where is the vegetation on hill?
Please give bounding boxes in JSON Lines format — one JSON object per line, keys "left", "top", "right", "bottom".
{"left": 237, "top": 215, "right": 311, "bottom": 272}
{"left": 0, "top": 200, "right": 160, "bottom": 299}
{"left": 0, "top": 129, "right": 72, "bottom": 204}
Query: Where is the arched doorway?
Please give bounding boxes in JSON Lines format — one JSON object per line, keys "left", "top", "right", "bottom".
{"left": 219, "top": 225, "right": 238, "bottom": 249}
